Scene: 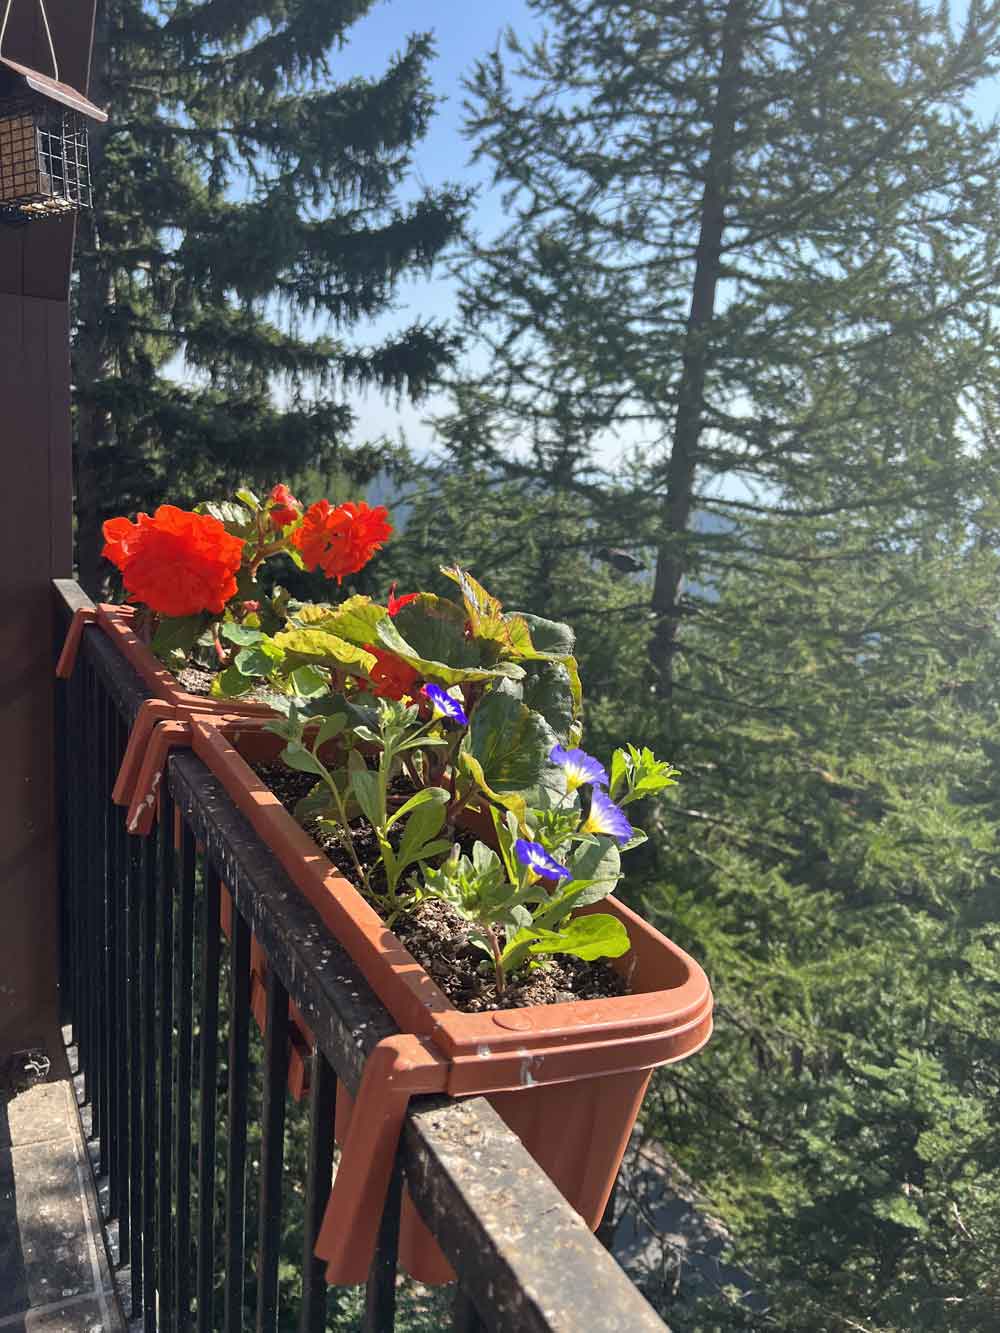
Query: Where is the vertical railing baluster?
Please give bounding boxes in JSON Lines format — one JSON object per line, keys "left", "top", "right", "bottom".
{"left": 127, "top": 828, "right": 143, "bottom": 1315}
{"left": 362, "top": 1154, "right": 403, "bottom": 1333}
{"left": 157, "top": 784, "right": 176, "bottom": 1329}
{"left": 116, "top": 707, "right": 131, "bottom": 1260}
{"left": 77, "top": 652, "right": 91, "bottom": 1090}
{"left": 140, "top": 835, "right": 158, "bottom": 1333}
{"left": 224, "top": 908, "right": 251, "bottom": 1333}
{"left": 104, "top": 688, "right": 118, "bottom": 1205}
{"left": 451, "top": 1289, "right": 488, "bottom": 1333}
{"left": 87, "top": 658, "right": 102, "bottom": 1140}
{"left": 256, "top": 968, "right": 289, "bottom": 1333}
{"left": 196, "top": 861, "right": 222, "bottom": 1333}
{"left": 175, "top": 817, "right": 197, "bottom": 1331}
{"left": 300, "top": 1053, "right": 335, "bottom": 1333}
{"left": 68, "top": 645, "right": 85, "bottom": 1073}
{"left": 55, "top": 630, "right": 70, "bottom": 1027}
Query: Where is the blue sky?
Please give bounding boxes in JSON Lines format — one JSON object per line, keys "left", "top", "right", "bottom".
{"left": 334, "top": 0, "right": 543, "bottom": 456}
{"left": 332, "top": 0, "right": 542, "bottom": 272}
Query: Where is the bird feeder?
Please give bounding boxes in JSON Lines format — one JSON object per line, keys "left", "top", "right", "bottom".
{"left": 0, "top": 54, "right": 106, "bottom": 226}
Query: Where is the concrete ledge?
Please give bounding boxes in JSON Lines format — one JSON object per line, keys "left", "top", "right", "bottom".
{"left": 0, "top": 1078, "right": 123, "bottom": 1331}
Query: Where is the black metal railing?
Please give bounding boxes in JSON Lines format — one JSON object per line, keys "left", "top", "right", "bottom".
{"left": 54, "top": 579, "right": 669, "bottom": 1333}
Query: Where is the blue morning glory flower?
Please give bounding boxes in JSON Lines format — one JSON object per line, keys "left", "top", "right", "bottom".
{"left": 514, "top": 839, "right": 571, "bottom": 881}
{"left": 422, "top": 683, "right": 468, "bottom": 726}
{"left": 582, "top": 788, "right": 633, "bottom": 844}
{"left": 549, "top": 743, "right": 609, "bottom": 792}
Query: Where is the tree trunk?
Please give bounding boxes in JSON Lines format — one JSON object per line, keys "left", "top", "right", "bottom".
{"left": 72, "top": 4, "right": 111, "bottom": 597}
{"left": 648, "top": 0, "right": 748, "bottom": 696}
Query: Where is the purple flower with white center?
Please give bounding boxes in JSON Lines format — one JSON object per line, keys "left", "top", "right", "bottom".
{"left": 514, "top": 839, "right": 571, "bottom": 882}
{"left": 582, "top": 787, "right": 633, "bottom": 845}
{"left": 550, "top": 743, "right": 609, "bottom": 792}
{"left": 421, "top": 683, "right": 468, "bottom": 726}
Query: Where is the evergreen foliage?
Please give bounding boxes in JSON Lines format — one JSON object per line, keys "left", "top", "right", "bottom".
{"left": 73, "top": 0, "right": 469, "bottom": 594}
{"left": 397, "top": 2, "right": 1000, "bottom": 1326}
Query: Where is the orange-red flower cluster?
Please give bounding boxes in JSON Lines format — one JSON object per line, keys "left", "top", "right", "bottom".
{"left": 102, "top": 505, "right": 245, "bottom": 618}
{"left": 291, "top": 500, "right": 392, "bottom": 584}
{"left": 364, "top": 646, "right": 420, "bottom": 700}
{"left": 387, "top": 582, "right": 419, "bottom": 616}
{"left": 268, "top": 483, "right": 300, "bottom": 529}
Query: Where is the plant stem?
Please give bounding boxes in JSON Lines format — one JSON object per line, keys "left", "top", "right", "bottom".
{"left": 248, "top": 541, "right": 284, "bottom": 579}
{"left": 446, "top": 782, "right": 477, "bottom": 829}
{"left": 488, "top": 927, "right": 505, "bottom": 994}
{"left": 213, "top": 625, "right": 229, "bottom": 666}
{"left": 325, "top": 776, "right": 371, "bottom": 897}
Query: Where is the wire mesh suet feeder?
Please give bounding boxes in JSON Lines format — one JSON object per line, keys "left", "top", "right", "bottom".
{"left": 0, "top": 0, "right": 106, "bottom": 226}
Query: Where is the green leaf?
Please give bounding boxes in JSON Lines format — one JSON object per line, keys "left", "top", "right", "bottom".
{"left": 197, "top": 499, "right": 256, "bottom": 539}
{"left": 274, "top": 628, "right": 376, "bottom": 674}
{"left": 293, "top": 782, "right": 332, "bottom": 825}
{"left": 458, "top": 751, "right": 527, "bottom": 827}
{"left": 151, "top": 613, "right": 211, "bottom": 670}
{"left": 619, "top": 827, "right": 648, "bottom": 854}
{"left": 376, "top": 596, "right": 525, "bottom": 685}
{"left": 440, "top": 565, "right": 508, "bottom": 641}
{"left": 385, "top": 785, "right": 449, "bottom": 832}
{"left": 281, "top": 742, "right": 327, "bottom": 778}
{"left": 609, "top": 749, "right": 629, "bottom": 801}
{"left": 235, "top": 488, "right": 260, "bottom": 510}
{"left": 234, "top": 641, "right": 285, "bottom": 677}
{"left": 511, "top": 612, "right": 575, "bottom": 657}
{"left": 293, "top": 596, "right": 388, "bottom": 646}
{"left": 286, "top": 665, "right": 330, "bottom": 698}
{"left": 502, "top": 913, "right": 629, "bottom": 973}
{"left": 211, "top": 665, "right": 255, "bottom": 698}
{"left": 312, "top": 713, "right": 348, "bottom": 752}
{"left": 565, "top": 836, "right": 622, "bottom": 904}
{"left": 472, "top": 840, "right": 503, "bottom": 876}
{"left": 526, "top": 913, "right": 630, "bottom": 962}
{"left": 461, "top": 691, "right": 560, "bottom": 801}
{"left": 490, "top": 805, "right": 520, "bottom": 880}
{"left": 347, "top": 750, "right": 384, "bottom": 830}
{"left": 393, "top": 803, "right": 451, "bottom": 884}
{"left": 521, "top": 660, "right": 576, "bottom": 741}
{"left": 221, "top": 622, "right": 265, "bottom": 647}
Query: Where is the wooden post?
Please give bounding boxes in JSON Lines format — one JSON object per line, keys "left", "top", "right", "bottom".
{"left": 0, "top": 0, "right": 98, "bottom": 1055}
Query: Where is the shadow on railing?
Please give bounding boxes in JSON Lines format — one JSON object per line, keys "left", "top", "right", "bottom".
{"left": 54, "top": 579, "right": 670, "bottom": 1333}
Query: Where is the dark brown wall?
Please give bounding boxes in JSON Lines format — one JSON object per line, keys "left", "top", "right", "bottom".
{"left": 0, "top": 0, "right": 98, "bottom": 1055}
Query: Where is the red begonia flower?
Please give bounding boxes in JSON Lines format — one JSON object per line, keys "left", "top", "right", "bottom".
{"left": 363, "top": 645, "right": 420, "bottom": 700}
{"left": 291, "top": 500, "right": 392, "bottom": 584}
{"left": 101, "top": 516, "right": 139, "bottom": 570}
{"left": 101, "top": 505, "right": 245, "bottom": 618}
{"left": 387, "top": 582, "right": 419, "bottom": 617}
{"left": 269, "top": 483, "right": 301, "bottom": 529}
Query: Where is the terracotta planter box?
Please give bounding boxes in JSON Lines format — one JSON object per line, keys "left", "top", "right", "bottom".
{"left": 57, "top": 602, "right": 276, "bottom": 720}
{"left": 171, "top": 720, "right": 713, "bottom": 1284}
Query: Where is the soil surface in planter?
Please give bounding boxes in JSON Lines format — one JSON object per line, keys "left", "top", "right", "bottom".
{"left": 252, "top": 761, "right": 628, "bottom": 1014}
{"left": 177, "top": 662, "right": 272, "bottom": 704}
{"left": 177, "top": 664, "right": 218, "bottom": 695}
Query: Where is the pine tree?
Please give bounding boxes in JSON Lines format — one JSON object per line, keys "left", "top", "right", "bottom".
{"left": 634, "top": 496, "right": 1000, "bottom": 1331}
{"left": 446, "top": 0, "right": 1000, "bottom": 696}
{"left": 73, "top": 0, "right": 469, "bottom": 594}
